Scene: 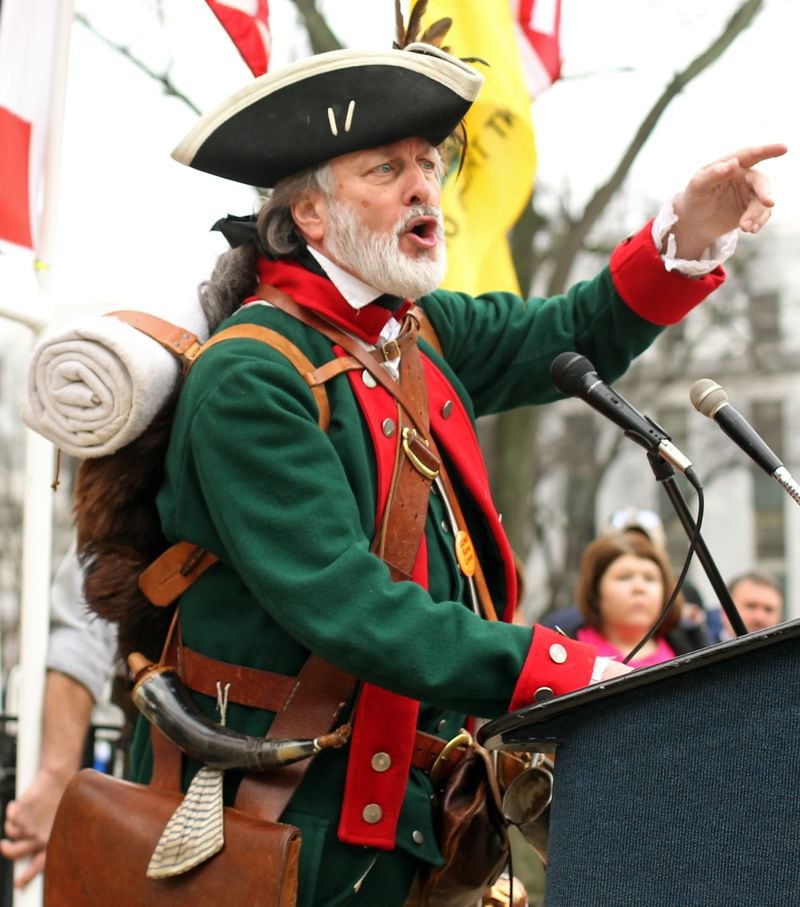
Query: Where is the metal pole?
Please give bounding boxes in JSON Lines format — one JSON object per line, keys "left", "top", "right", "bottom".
{"left": 13, "top": 429, "right": 54, "bottom": 907}
{"left": 12, "top": 0, "right": 74, "bottom": 901}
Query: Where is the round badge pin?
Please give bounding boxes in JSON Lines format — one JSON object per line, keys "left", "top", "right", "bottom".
{"left": 455, "top": 530, "right": 476, "bottom": 577}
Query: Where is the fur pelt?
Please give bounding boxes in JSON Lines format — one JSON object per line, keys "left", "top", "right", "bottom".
{"left": 73, "top": 245, "right": 258, "bottom": 662}
{"left": 74, "top": 394, "right": 178, "bottom": 661}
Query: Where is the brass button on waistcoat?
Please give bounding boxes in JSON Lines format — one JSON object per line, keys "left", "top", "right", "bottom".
{"left": 549, "top": 643, "right": 568, "bottom": 664}
{"left": 362, "top": 803, "right": 383, "bottom": 824}
{"left": 371, "top": 752, "right": 392, "bottom": 773}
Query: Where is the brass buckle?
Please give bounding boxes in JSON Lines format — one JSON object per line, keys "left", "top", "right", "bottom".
{"left": 401, "top": 427, "right": 439, "bottom": 480}
{"left": 381, "top": 339, "right": 401, "bottom": 362}
{"left": 182, "top": 340, "right": 202, "bottom": 363}
{"left": 430, "top": 731, "right": 472, "bottom": 786}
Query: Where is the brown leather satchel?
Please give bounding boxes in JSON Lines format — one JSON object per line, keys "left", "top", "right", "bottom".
{"left": 417, "top": 742, "right": 514, "bottom": 907}
{"left": 44, "top": 769, "right": 300, "bottom": 907}
{"left": 43, "top": 613, "right": 354, "bottom": 907}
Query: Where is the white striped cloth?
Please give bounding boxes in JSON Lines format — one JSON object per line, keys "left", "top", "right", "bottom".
{"left": 147, "top": 765, "right": 225, "bottom": 879}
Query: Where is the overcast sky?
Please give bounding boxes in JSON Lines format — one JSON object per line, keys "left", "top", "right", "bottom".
{"left": 1, "top": 0, "right": 797, "bottom": 332}
{"left": 545, "top": 0, "right": 799, "bottom": 218}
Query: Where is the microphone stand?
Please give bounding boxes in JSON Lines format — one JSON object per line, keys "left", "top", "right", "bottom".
{"left": 646, "top": 452, "right": 748, "bottom": 638}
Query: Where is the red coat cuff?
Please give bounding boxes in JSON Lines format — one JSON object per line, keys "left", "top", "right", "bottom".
{"left": 509, "top": 626, "right": 596, "bottom": 712}
{"left": 610, "top": 220, "right": 725, "bottom": 326}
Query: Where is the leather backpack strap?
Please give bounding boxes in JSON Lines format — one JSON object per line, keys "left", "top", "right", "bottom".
{"left": 108, "top": 310, "right": 202, "bottom": 363}
{"left": 138, "top": 320, "right": 337, "bottom": 609}
{"left": 109, "top": 310, "right": 330, "bottom": 429}
{"left": 194, "top": 323, "right": 330, "bottom": 431}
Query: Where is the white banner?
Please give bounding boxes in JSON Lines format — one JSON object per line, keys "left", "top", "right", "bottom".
{"left": 0, "top": 0, "right": 62, "bottom": 250}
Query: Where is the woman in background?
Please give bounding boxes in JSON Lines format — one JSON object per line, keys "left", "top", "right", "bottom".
{"left": 573, "top": 530, "right": 706, "bottom": 666}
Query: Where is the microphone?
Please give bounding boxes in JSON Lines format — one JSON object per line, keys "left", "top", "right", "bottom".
{"left": 550, "top": 352, "right": 693, "bottom": 474}
{"left": 690, "top": 378, "right": 800, "bottom": 505}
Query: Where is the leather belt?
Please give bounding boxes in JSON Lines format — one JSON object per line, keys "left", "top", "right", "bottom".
{"left": 178, "top": 645, "right": 466, "bottom": 782}
{"left": 179, "top": 644, "right": 295, "bottom": 712}
{"left": 411, "top": 730, "right": 468, "bottom": 783}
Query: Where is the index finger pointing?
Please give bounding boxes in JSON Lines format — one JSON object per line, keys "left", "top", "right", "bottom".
{"left": 728, "top": 143, "right": 788, "bottom": 169}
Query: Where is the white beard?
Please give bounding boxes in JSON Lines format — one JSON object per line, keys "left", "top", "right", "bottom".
{"left": 324, "top": 199, "right": 447, "bottom": 299}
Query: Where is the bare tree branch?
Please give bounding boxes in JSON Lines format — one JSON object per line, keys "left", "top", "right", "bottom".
{"left": 496, "top": 0, "right": 768, "bottom": 610}
{"left": 546, "top": 0, "right": 765, "bottom": 294}
{"left": 75, "top": 12, "right": 202, "bottom": 115}
{"left": 287, "top": 0, "right": 343, "bottom": 54}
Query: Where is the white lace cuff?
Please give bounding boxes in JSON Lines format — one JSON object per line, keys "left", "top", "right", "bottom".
{"left": 590, "top": 655, "right": 617, "bottom": 685}
{"left": 652, "top": 195, "right": 738, "bottom": 276}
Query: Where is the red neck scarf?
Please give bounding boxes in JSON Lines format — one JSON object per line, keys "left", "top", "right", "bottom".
{"left": 254, "top": 257, "right": 412, "bottom": 345}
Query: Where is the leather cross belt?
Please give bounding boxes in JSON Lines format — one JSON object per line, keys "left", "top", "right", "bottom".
{"left": 179, "top": 645, "right": 467, "bottom": 783}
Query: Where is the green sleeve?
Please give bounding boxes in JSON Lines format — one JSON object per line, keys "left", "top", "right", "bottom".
{"left": 419, "top": 266, "right": 662, "bottom": 416}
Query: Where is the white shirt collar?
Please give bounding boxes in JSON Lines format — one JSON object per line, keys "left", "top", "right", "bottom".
{"left": 304, "top": 245, "right": 404, "bottom": 356}
{"left": 306, "top": 245, "right": 380, "bottom": 311}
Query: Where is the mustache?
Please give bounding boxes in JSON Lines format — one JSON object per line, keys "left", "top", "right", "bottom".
{"left": 397, "top": 205, "right": 444, "bottom": 239}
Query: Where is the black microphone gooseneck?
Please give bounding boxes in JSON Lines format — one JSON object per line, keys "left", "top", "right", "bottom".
{"left": 644, "top": 453, "right": 747, "bottom": 639}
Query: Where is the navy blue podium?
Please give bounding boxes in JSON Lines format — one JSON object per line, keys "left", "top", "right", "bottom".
{"left": 479, "top": 619, "right": 800, "bottom": 907}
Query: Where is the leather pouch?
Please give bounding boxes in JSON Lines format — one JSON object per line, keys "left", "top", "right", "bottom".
{"left": 418, "top": 743, "right": 510, "bottom": 907}
{"left": 44, "top": 769, "right": 300, "bottom": 907}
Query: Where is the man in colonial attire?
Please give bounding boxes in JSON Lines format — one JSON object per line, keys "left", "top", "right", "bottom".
{"left": 78, "top": 36, "right": 782, "bottom": 907}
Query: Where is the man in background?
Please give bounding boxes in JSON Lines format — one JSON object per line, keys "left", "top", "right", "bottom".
{"left": 0, "top": 543, "right": 119, "bottom": 888}
{"left": 721, "top": 570, "right": 784, "bottom": 637}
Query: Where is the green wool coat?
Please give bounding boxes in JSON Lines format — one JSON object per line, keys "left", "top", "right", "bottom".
{"left": 131, "top": 262, "right": 665, "bottom": 906}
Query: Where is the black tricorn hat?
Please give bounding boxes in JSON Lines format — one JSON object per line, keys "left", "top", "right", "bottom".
{"left": 172, "top": 42, "right": 483, "bottom": 188}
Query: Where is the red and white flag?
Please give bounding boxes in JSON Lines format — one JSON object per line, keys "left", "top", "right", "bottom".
{"left": 0, "top": 0, "right": 64, "bottom": 251}
{"left": 205, "top": 0, "right": 271, "bottom": 78}
{"left": 510, "top": 0, "right": 563, "bottom": 98}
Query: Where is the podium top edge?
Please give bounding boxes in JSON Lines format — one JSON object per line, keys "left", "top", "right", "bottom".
{"left": 479, "top": 617, "right": 800, "bottom": 751}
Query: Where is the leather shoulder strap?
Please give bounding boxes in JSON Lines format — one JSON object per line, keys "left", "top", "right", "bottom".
{"left": 414, "top": 306, "right": 443, "bottom": 358}
{"left": 151, "top": 616, "right": 355, "bottom": 821}
{"left": 193, "top": 323, "right": 330, "bottom": 432}
{"left": 138, "top": 321, "right": 333, "bottom": 608}
{"left": 109, "top": 310, "right": 201, "bottom": 362}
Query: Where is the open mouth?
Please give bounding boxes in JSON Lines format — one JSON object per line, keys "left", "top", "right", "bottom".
{"left": 403, "top": 215, "right": 440, "bottom": 248}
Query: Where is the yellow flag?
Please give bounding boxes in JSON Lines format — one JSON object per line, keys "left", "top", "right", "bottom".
{"left": 424, "top": 1, "right": 536, "bottom": 295}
